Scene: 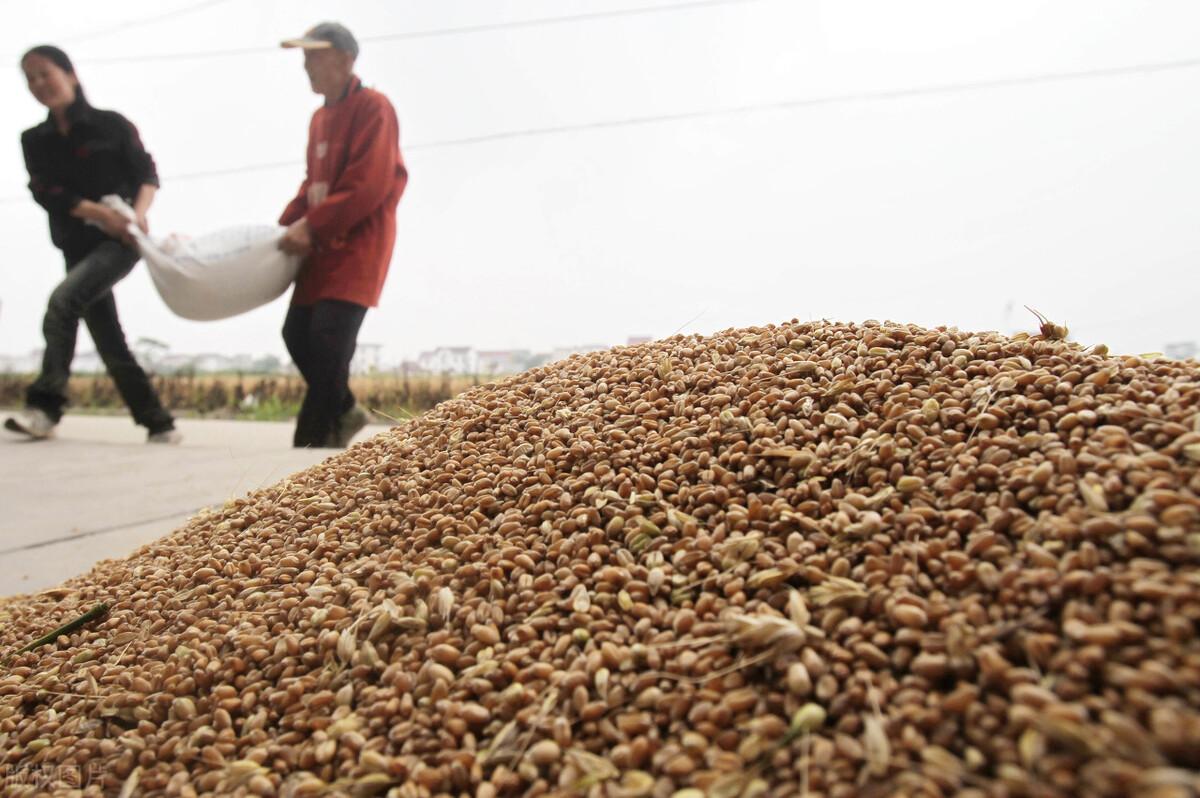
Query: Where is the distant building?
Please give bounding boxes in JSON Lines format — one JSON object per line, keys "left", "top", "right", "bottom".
{"left": 0, "top": 336, "right": 655, "bottom": 379}
{"left": 353, "top": 343, "right": 383, "bottom": 375}
{"left": 0, "top": 350, "right": 42, "bottom": 374}
{"left": 73, "top": 351, "right": 105, "bottom": 374}
{"left": 249, "top": 354, "right": 284, "bottom": 374}
{"left": 476, "top": 349, "right": 531, "bottom": 375}
{"left": 1166, "top": 341, "right": 1197, "bottom": 360}
{"left": 133, "top": 337, "right": 170, "bottom": 370}
{"left": 197, "top": 353, "right": 256, "bottom": 372}
{"left": 152, "top": 353, "right": 259, "bottom": 374}
{"left": 158, "top": 354, "right": 201, "bottom": 373}
{"left": 547, "top": 344, "right": 609, "bottom": 364}
{"left": 417, "top": 346, "right": 477, "bottom": 375}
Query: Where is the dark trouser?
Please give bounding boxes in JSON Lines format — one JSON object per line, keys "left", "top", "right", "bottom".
{"left": 282, "top": 299, "right": 367, "bottom": 448}
{"left": 26, "top": 241, "right": 174, "bottom": 432}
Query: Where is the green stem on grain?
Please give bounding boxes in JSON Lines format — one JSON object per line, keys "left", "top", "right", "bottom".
{"left": 8, "top": 603, "right": 110, "bottom": 659}
{"left": 369, "top": 406, "right": 414, "bottom": 423}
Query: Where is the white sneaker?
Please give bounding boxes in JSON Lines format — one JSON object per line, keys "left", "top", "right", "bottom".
{"left": 147, "top": 428, "right": 183, "bottom": 444}
{"left": 4, "top": 408, "right": 56, "bottom": 440}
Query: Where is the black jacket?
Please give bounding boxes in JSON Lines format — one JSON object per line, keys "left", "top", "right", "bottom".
{"left": 21, "top": 96, "right": 159, "bottom": 261}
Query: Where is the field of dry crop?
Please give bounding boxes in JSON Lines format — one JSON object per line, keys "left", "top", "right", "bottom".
{"left": 0, "top": 373, "right": 487, "bottom": 421}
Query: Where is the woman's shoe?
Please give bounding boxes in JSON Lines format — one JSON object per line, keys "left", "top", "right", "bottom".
{"left": 4, "top": 408, "right": 56, "bottom": 439}
{"left": 147, "top": 427, "right": 183, "bottom": 444}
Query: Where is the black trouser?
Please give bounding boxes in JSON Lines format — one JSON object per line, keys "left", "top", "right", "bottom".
{"left": 282, "top": 299, "right": 367, "bottom": 448}
{"left": 27, "top": 241, "right": 174, "bottom": 432}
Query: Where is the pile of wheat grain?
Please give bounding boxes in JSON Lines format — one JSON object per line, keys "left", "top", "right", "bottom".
{"left": 1, "top": 320, "right": 1197, "bottom": 798}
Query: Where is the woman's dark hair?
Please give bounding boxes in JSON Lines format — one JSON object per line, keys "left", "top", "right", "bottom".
{"left": 20, "top": 44, "right": 86, "bottom": 102}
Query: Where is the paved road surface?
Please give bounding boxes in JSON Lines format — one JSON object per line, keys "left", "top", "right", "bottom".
{"left": 0, "top": 414, "right": 387, "bottom": 597}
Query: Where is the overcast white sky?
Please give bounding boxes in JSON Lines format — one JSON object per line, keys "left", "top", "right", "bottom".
{"left": 1, "top": 0, "right": 1198, "bottom": 363}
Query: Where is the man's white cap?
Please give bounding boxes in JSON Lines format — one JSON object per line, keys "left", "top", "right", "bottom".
{"left": 281, "top": 22, "right": 359, "bottom": 58}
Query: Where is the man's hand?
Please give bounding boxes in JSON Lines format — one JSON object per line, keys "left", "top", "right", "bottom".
{"left": 134, "top": 210, "right": 150, "bottom": 235}
{"left": 279, "top": 217, "right": 313, "bottom": 257}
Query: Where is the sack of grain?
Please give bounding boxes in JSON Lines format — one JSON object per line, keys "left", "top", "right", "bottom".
{"left": 103, "top": 196, "right": 301, "bottom": 321}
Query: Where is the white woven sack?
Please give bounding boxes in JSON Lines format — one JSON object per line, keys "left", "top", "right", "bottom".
{"left": 103, "top": 196, "right": 301, "bottom": 321}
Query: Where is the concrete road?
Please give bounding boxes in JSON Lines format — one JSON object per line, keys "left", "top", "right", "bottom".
{"left": 0, "top": 414, "right": 390, "bottom": 598}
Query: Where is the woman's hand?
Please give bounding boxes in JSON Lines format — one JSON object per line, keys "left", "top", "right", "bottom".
{"left": 132, "top": 184, "right": 155, "bottom": 237}
{"left": 70, "top": 199, "right": 136, "bottom": 245}
{"left": 98, "top": 206, "right": 135, "bottom": 245}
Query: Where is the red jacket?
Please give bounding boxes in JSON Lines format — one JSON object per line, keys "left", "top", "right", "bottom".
{"left": 280, "top": 76, "right": 407, "bottom": 307}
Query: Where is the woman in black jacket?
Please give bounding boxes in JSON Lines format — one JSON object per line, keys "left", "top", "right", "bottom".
{"left": 5, "top": 45, "right": 178, "bottom": 443}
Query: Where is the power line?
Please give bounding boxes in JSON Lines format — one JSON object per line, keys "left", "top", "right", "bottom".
{"left": 167, "top": 160, "right": 298, "bottom": 181}
{"left": 2, "top": 53, "right": 1198, "bottom": 205}
{"left": 77, "top": 0, "right": 767, "bottom": 65}
{"left": 4, "top": 0, "right": 236, "bottom": 63}
{"left": 412, "top": 53, "right": 1200, "bottom": 149}
{"left": 372, "top": 0, "right": 763, "bottom": 41}
{"left": 61, "top": 0, "right": 235, "bottom": 45}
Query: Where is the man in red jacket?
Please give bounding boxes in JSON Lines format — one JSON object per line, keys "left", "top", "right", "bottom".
{"left": 278, "top": 22, "right": 407, "bottom": 448}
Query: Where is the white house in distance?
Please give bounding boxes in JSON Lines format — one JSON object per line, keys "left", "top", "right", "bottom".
{"left": 0, "top": 335, "right": 666, "bottom": 378}
{"left": 352, "top": 343, "right": 383, "bottom": 375}
{"left": 547, "top": 344, "right": 608, "bottom": 365}
{"left": 476, "top": 350, "right": 531, "bottom": 375}
{"left": 0, "top": 350, "right": 43, "bottom": 374}
{"left": 72, "top": 351, "right": 105, "bottom": 373}
{"left": 1165, "top": 341, "right": 1197, "bottom": 360}
{"left": 417, "top": 346, "right": 477, "bottom": 375}
{"left": 414, "top": 344, "right": 615, "bottom": 375}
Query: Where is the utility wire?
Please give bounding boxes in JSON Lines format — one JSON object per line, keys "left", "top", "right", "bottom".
{"left": 2, "top": 54, "right": 1198, "bottom": 205}
{"left": 60, "top": 0, "right": 234, "bottom": 45}
{"left": 76, "top": 0, "right": 769, "bottom": 65}
{"left": 406, "top": 54, "right": 1200, "bottom": 148}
